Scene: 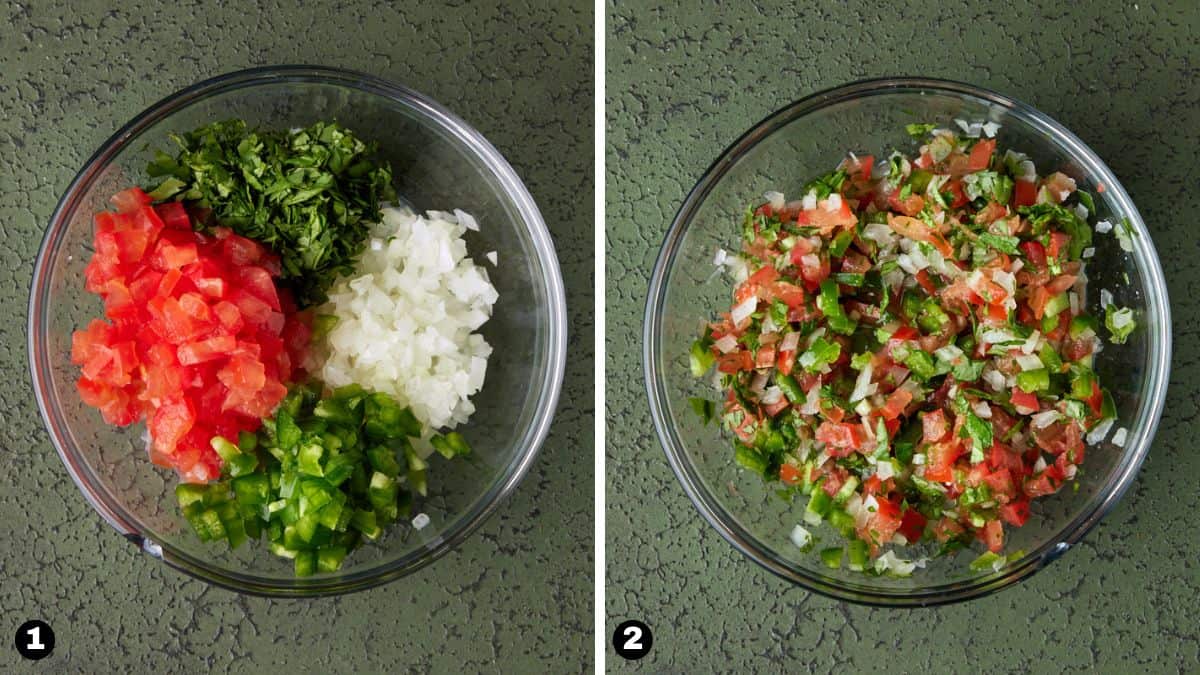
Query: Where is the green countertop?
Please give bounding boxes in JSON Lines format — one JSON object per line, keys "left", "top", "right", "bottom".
{"left": 606, "top": 2, "right": 1197, "bottom": 672}
{"left": 0, "top": 1, "right": 592, "bottom": 672}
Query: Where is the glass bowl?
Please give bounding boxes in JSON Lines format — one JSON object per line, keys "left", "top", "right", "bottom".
{"left": 29, "top": 66, "right": 566, "bottom": 596}
{"left": 644, "top": 77, "right": 1171, "bottom": 606}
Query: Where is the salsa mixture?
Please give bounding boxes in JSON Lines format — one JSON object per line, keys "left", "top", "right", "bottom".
{"left": 72, "top": 120, "right": 497, "bottom": 575}
{"left": 690, "top": 123, "right": 1136, "bottom": 575}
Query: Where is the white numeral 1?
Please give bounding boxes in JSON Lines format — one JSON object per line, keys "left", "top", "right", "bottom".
{"left": 26, "top": 626, "right": 44, "bottom": 650}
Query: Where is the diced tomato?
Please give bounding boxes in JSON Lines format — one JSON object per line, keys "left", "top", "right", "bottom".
{"left": 221, "top": 231, "right": 268, "bottom": 266}
{"left": 983, "top": 468, "right": 1017, "bottom": 503}
{"left": 150, "top": 398, "right": 196, "bottom": 457}
{"left": 932, "top": 517, "right": 965, "bottom": 543}
{"left": 745, "top": 341, "right": 773, "bottom": 369}
{"left": 879, "top": 388, "right": 912, "bottom": 420}
{"left": 922, "top": 409, "right": 948, "bottom": 443}
{"left": 717, "top": 350, "right": 754, "bottom": 374}
{"left": 1024, "top": 472, "right": 1061, "bottom": 498}
{"left": 887, "top": 214, "right": 953, "bottom": 257}
{"left": 888, "top": 192, "right": 925, "bottom": 217}
{"left": 1014, "top": 179, "right": 1037, "bottom": 207}
{"left": 966, "top": 139, "right": 996, "bottom": 172}
{"left": 72, "top": 188, "right": 309, "bottom": 482}
{"left": 779, "top": 463, "right": 802, "bottom": 486}
{"left": 978, "top": 519, "right": 1004, "bottom": 553}
{"left": 795, "top": 198, "right": 857, "bottom": 233}
{"left": 924, "top": 438, "right": 962, "bottom": 482}
{"left": 1046, "top": 232, "right": 1071, "bottom": 260}
{"left": 177, "top": 335, "right": 239, "bottom": 366}
{"left": 898, "top": 509, "right": 927, "bottom": 543}
{"left": 1010, "top": 388, "right": 1039, "bottom": 415}
{"left": 987, "top": 442, "right": 1025, "bottom": 473}
{"left": 857, "top": 496, "right": 903, "bottom": 548}
{"left": 110, "top": 187, "right": 152, "bottom": 213}
{"left": 152, "top": 239, "right": 199, "bottom": 271}
{"left": 815, "top": 421, "right": 863, "bottom": 456}
{"left": 999, "top": 499, "right": 1031, "bottom": 527}
{"left": 154, "top": 202, "right": 191, "bottom": 230}
{"left": 915, "top": 269, "right": 938, "bottom": 295}
{"left": 944, "top": 179, "right": 969, "bottom": 208}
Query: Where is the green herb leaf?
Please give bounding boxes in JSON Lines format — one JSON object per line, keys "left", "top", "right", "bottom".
{"left": 905, "top": 123, "right": 938, "bottom": 139}
{"left": 145, "top": 119, "right": 396, "bottom": 307}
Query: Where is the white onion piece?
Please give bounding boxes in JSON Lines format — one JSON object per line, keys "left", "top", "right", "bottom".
{"left": 780, "top": 331, "right": 800, "bottom": 353}
{"left": 1031, "top": 410, "right": 1062, "bottom": 429}
{"left": 790, "top": 525, "right": 812, "bottom": 549}
{"left": 731, "top": 296, "right": 758, "bottom": 326}
{"left": 317, "top": 206, "right": 496, "bottom": 432}
{"left": 1086, "top": 418, "right": 1115, "bottom": 445}
{"left": 849, "top": 362, "right": 876, "bottom": 403}
{"left": 714, "top": 335, "right": 739, "bottom": 354}
{"left": 1015, "top": 354, "right": 1044, "bottom": 371}
{"left": 1111, "top": 427, "right": 1129, "bottom": 447}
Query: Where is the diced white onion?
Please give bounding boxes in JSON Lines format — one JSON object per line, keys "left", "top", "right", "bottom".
{"left": 1015, "top": 354, "right": 1044, "bottom": 371}
{"left": 780, "top": 331, "right": 800, "bottom": 353}
{"left": 801, "top": 190, "right": 818, "bottom": 211}
{"left": 317, "top": 206, "right": 496, "bottom": 431}
{"left": 993, "top": 269, "right": 1016, "bottom": 296}
{"left": 850, "top": 362, "right": 876, "bottom": 403}
{"left": 935, "top": 344, "right": 964, "bottom": 364}
{"left": 731, "top": 296, "right": 758, "bottom": 326}
{"left": 1020, "top": 330, "right": 1042, "bottom": 355}
{"left": 981, "top": 328, "right": 1017, "bottom": 344}
{"left": 981, "top": 121, "right": 1000, "bottom": 137}
{"left": 1033, "top": 455, "right": 1047, "bottom": 473}
{"left": 801, "top": 254, "right": 820, "bottom": 270}
{"left": 750, "top": 371, "right": 769, "bottom": 395}
{"left": 824, "top": 193, "right": 843, "bottom": 212}
{"left": 713, "top": 248, "right": 729, "bottom": 267}
{"left": 873, "top": 550, "right": 926, "bottom": 576}
{"left": 1086, "top": 417, "right": 1115, "bottom": 445}
{"left": 875, "top": 460, "right": 896, "bottom": 480}
{"left": 761, "top": 386, "right": 784, "bottom": 406}
{"left": 453, "top": 209, "right": 479, "bottom": 231}
{"left": 1082, "top": 247, "right": 1095, "bottom": 259}
{"left": 1111, "top": 426, "right": 1129, "bottom": 447}
{"left": 1031, "top": 409, "right": 1062, "bottom": 429}
{"left": 714, "top": 335, "right": 739, "bottom": 354}
{"left": 1095, "top": 220, "right": 1114, "bottom": 234}
{"left": 854, "top": 398, "right": 874, "bottom": 417}
{"left": 982, "top": 368, "right": 1006, "bottom": 392}
{"left": 790, "top": 524, "right": 813, "bottom": 549}
{"left": 972, "top": 401, "right": 993, "bottom": 419}
{"left": 412, "top": 513, "right": 431, "bottom": 530}
{"left": 799, "top": 385, "right": 821, "bottom": 415}
{"left": 1100, "top": 288, "right": 1114, "bottom": 308}
{"left": 863, "top": 222, "right": 897, "bottom": 248}
{"left": 1111, "top": 309, "right": 1133, "bottom": 329}
{"left": 764, "top": 191, "right": 786, "bottom": 210}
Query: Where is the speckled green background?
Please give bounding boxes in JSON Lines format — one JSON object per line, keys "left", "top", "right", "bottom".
{"left": 1, "top": 1, "right": 592, "bottom": 672}
{"left": 607, "top": 2, "right": 1197, "bottom": 672}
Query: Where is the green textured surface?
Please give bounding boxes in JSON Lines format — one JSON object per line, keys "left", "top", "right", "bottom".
{"left": 1, "top": 1, "right": 592, "bottom": 672}
{"left": 607, "top": 2, "right": 1197, "bottom": 672}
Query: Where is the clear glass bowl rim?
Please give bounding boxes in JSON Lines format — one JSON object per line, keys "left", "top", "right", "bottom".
{"left": 28, "top": 65, "right": 568, "bottom": 597}
{"left": 643, "top": 76, "right": 1172, "bottom": 606}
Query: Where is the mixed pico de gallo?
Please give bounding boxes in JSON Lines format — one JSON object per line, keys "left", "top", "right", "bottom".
{"left": 690, "top": 122, "right": 1137, "bottom": 575}
{"left": 71, "top": 120, "right": 491, "bottom": 576}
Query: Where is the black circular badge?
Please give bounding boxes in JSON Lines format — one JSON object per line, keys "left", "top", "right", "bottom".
{"left": 612, "top": 619, "right": 652, "bottom": 660}
{"left": 15, "top": 620, "right": 54, "bottom": 660}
